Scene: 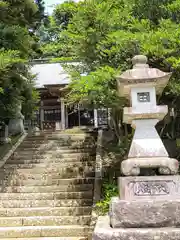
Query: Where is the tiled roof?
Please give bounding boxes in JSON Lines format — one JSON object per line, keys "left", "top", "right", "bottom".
{"left": 30, "top": 62, "right": 71, "bottom": 88}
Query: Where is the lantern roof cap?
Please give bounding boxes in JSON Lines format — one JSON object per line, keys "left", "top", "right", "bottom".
{"left": 116, "top": 55, "right": 172, "bottom": 98}
{"left": 118, "top": 55, "right": 171, "bottom": 83}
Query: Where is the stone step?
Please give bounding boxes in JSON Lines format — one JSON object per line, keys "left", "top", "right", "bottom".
{"left": 0, "top": 199, "right": 93, "bottom": 208}
{"left": 0, "top": 225, "right": 92, "bottom": 238}
{"left": 16, "top": 148, "right": 95, "bottom": 154}
{"left": 0, "top": 215, "right": 91, "bottom": 227}
{"left": 3, "top": 162, "right": 95, "bottom": 170}
{"left": 0, "top": 206, "right": 92, "bottom": 217}
{"left": 23, "top": 139, "right": 94, "bottom": 145}
{"left": 7, "top": 157, "right": 95, "bottom": 164}
{"left": 2, "top": 170, "right": 95, "bottom": 180}
{"left": 23, "top": 137, "right": 94, "bottom": 143}
{"left": 26, "top": 133, "right": 93, "bottom": 139}
{"left": 0, "top": 184, "right": 93, "bottom": 193}
{"left": 10, "top": 153, "right": 95, "bottom": 160}
{"left": 0, "top": 166, "right": 95, "bottom": 176}
{"left": 17, "top": 143, "right": 95, "bottom": 150}
{"left": 16, "top": 144, "right": 96, "bottom": 151}
{"left": 12, "top": 152, "right": 94, "bottom": 158}
{"left": 0, "top": 238, "right": 88, "bottom": 240}
{"left": 21, "top": 142, "right": 94, "bottom": 149}
{"left": 19, "top": 139, "right": 94, "bottom": 148}
{"left": 0, "top": 191, "right": 93, "bottom": 200}
{"left": 9, "top": 154, "right": 95, "bottom": 161}
{"left": 5, "top": 178, "right": 94, "bottom": 187}
{"left": 0, "top": 170, "right": 95, "bottom": 180}
{"left": 27, "top": 131, "right": 92, "bottom": 139}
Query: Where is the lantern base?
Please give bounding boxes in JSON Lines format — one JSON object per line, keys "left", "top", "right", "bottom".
{"left": 121, "top": 157, "right": 179, "bottom": 176}
{"left": 118, "top": 175, "right": 180, "bottom": 200}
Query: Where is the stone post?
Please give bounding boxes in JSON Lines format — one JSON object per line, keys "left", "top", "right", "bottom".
{"left": 40, "top": 101, "right": 44, "bottom": 130}
{"left": 92, "top": 55, "right": 180, "bottom": 240}
{"left": 65, "top": 105, "right": 68, "bottom": 129}
{"left": 94, "top": 109, "right": 98, "bottom": 128}
{"left": 60, "top": 98, "right": 65, "bottom": 130}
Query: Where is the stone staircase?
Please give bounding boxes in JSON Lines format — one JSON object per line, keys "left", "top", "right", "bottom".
{"left": 0, "top": 131, "right": 97, "bottom": 239}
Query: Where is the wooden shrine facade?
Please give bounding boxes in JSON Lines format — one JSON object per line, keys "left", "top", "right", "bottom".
{"left": 26, "top": 85, "right": 109, "bottom": 131}
{"left": 27, "top": 60, "right": 109, "bottom": 131}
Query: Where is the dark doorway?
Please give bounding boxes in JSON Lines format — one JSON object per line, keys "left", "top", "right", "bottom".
{"left": 68, "top": 106, "right": 94, "bottom": 128}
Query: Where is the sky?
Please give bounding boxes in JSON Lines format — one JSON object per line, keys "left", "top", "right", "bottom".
{"left": 44, "top": 0, "right": 64, "bottom": 14}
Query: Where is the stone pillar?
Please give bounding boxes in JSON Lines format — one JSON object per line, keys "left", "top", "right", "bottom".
{"left": 61, "top": 98, "right": 65, "bottom": 130}
{"left": 40, "top": 101, "right": 44, "bottom": 130}
{"left": 78, "top": 104, "right": 81, "bottom": 127}
{"left": 94, "top": 109, "right": 98, "bottom": 128}
{"left": 128, "top": 119, "right": 168, "bottom": 159}
{"left": 65, "top": 105, "right": 68, "bottom": 129}
{"left": 108, "top": 108, "right": 111, "bottom": 126}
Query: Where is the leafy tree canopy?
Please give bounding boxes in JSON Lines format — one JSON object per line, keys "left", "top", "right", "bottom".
{"left": 40, "top": 0, "right": 180, "bottom": 140}
{"left": 36, "top": 0, "right": 180, "bottom": 139}
{"left": 0, "top": 0, "right": 42, "bottom": 123}
{"left": 53, "top": 1, "right": 79, "bottom": 29}
{"left": 39, "top": 1, "right": 80, "bottom": 58}
{"left": 53, "top": 0, "right": 180, "bottom": 109}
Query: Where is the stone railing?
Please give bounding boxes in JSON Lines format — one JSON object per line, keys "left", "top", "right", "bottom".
{"left": 91, "top": 129, "right": 104, "bottom": 227}
{"left": 93, "top": 129, "right": 103, "bottom": 203}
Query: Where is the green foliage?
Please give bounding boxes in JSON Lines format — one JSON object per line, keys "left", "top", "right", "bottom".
{"left": 105, "top": 134, "right": 132, "bottom": 158}
{"left": 0, "top": 0, "right": 41, "bottom": 123}
{"left": 40, "top": 36, "right": 74, "bottom": 57}
{"left": 50, "top": 57, "right": 76, "bottom": 62}
{"left": 0, "top": 0, "right": 38, "bottom": 27}
{"left": 0, "top": 24, "right": 32, "bottom": 56}
{"left": 96, "top": 180, "right": 118, "bottom": 215}
{"left": 53, "top": 1, "right": 78, "bottom": 29}
{"left": 38, "top": 1, "right": 80, "bottom": 57}
{"left": 35, "top": 0, "right": 46, "bottom": 23}
{"left": 22, "top": 87, "right": 40, "bottom": 119}
{"left": 47, "top": 0, "right": 180, "bottom": 142}
{"left": 59, "top": 0, "right": 180, "bottom": 100}
{"left": 38, "top": 16, "right": 61, "bottom": 44}
{"left": 37, "top": 0, "right": 180, "bottom": 140}
{"left": 67, "top": 66, "right": 120, "bottom": 108}
{"left": 132, "top": 0, "right": 173, "bottom": 24}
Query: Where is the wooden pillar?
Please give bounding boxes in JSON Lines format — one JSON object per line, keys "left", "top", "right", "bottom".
{"left": 60, "top": 98, "right": 65, "bottom": 130}
{"left": 40, "top": 101, "right": 44, "bottom": 130}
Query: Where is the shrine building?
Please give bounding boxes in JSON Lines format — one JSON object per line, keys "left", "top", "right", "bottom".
{"left": 28, "top": 59, "right": 109, "bottom": 131}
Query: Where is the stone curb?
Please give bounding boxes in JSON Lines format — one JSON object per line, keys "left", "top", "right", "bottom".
{"left": 93, "top": 129, "right": 103, "bottom": 203}
{"left": 0, "top": 133, "right": 28, "bottom": 168}
{"left": 91, "top": 129, "right": 103, "bottom": 227}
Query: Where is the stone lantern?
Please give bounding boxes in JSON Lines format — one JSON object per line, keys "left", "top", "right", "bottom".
{"left": 117, "top": 55, "right": 178, "bottom": 176}
{"left": 92, "top": 55, "right": 180, "bottom": 240}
